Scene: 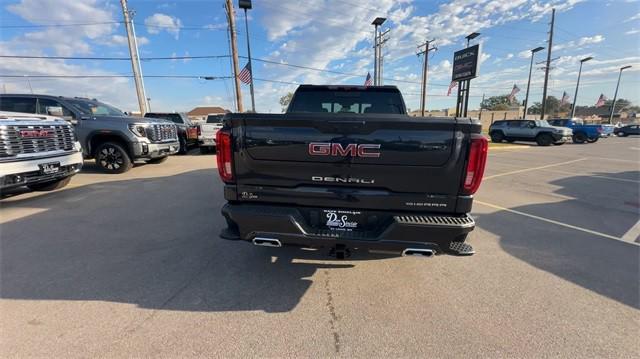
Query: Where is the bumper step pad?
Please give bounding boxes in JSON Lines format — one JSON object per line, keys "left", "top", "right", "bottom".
{"left": 448, "top": 241, "right": 475, "bottom": 256}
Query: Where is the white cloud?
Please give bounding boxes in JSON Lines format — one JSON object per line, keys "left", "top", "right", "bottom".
{"left": 553, "top": 35, "right": 605, "bottom": 51}
{"left": 103, "top": 35, "right": 149, "bottom": 47}
{"left": 506, "top": 53, "right": 514, "bottom": 59}
{"left": 144, "top": 13, "right": 183, "bottom": 39}
{"left": 625, "top": 13, "right": 640, "bottom": 22}
{"left": 626, "top": 29, "right": 640, "bottom": 35}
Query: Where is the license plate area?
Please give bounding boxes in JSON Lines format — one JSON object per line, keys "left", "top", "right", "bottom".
{"left": 302, "top": 208, "right": 390, "bottom": 233}
{"left": 39, "top": 162, "right": 60, "bottom": 175}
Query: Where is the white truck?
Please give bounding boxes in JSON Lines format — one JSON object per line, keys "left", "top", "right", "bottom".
{"left": 198, "top": 114, "right": 224, "bottom": 154}
{"left": 0, "top": 111, "right": 83, "bottom": 192}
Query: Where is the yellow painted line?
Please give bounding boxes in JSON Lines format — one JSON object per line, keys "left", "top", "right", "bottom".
{"left": 540, "top": 168, "right": 640, "bottom": 184}
{"left": 483, "top": 158, "right": 588, "bottom": 180}
{"left": 475, "top": 200, "right": 638, "bottom": 245}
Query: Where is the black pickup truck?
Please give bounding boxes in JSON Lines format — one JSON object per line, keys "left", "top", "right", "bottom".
{"left": 216, "top": 85, "right": 488, "bottom": 258}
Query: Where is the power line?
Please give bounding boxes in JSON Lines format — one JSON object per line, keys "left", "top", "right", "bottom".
{"left": 0, "top": 74, "right": 232, "bottom": 79}
{"left": 0, "top": 54, "right": 229, "bottom": 61}
{"left": 0, "top": 21, "right": 122, "bottom": 29}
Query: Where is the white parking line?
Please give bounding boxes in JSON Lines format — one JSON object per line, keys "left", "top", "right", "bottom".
{"left": 589, "top": 156, "right": 640, "bottom": 164}
{"left": 539, "top": 168, "right": 640, "bottom": 184}
{"left": 484, "top": 158, "right": 588, "bottom": 180}
{"left": 622, "top": 220, "right": 640, "bottom": 243}
{"left": 475, "top": 200, "right": 639, "bottom": 245}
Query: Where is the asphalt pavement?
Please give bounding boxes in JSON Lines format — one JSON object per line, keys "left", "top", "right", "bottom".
{"left": 1, "top": 136, "right": 639, "bottom": 358}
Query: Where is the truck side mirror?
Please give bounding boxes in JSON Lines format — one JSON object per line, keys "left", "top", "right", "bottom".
{"left": 47, "top": 106, "right": 64, "bottom": 117}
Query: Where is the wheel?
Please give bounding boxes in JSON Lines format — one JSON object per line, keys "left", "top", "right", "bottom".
{"left": 27, "top": 176, "right": 72, "bottom": 191}
{"left": 506, "top": 139, "right": 515, "bottom": 143}
{"left": 199, "top": 146, "right": 209, "bottom": 154}
{"left": 94, "top": 142, "right": 132, "bottom": 173}
{"left": 573, "top": 132, "right": 587, "bottom": 144}
{"left": 553, "top": 142, "right": 564, "bottom": 146}
{"left": 536, "top": 133, "right": 553, "bottom": 146}
{"left": 490, "top": 131, "right": 504, "bottom": 143}
{"left": 178, "top": 136, "right": 188, "bottom": 155}
{"left": 586, "top": 137, "right": 599, "bottom": 143}
{"left": 147, "top": 156, "right": 168, "bottom": 164}
{"left": 616, "top": 131, "right": 627, "bottom": 137}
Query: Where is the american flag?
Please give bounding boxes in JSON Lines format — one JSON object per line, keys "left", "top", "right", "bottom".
{"left": 560, "top": 91, "right": 570, "bottom": 105}
{"left": 239, "top": 62, "right": 251, "bottom": 84}
{"left": 507, "top": 84, "right": 520, "bottom": 103}
{"left": 595, "top": 93, "right": 607, "bottom": 108}
{"left": 447, "top": 81, "right": 458, "bottom": 96}
{"left": 364, "top": 72, "right": 372, "bottom": 86}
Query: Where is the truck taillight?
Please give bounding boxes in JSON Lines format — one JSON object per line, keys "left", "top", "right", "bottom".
{"left": 462, "top": 134, "right": 488, "bottom": 195}
{"left": 216, "top": 130, "right": 234, "bottom": 182}
{"left": 197, "top": 125, "right": 201, "bottom": 136}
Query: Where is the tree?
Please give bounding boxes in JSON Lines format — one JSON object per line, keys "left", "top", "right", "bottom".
{"left": 604, "top": 98, "right": 632, "bottom": 113}
{"left": 480, "top": 95, "right": 515, "bottom": 111}
{"left": 279, "top": 92, "right": 293, "bottom": 112}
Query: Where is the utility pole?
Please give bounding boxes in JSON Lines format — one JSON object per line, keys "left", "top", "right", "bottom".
{"left": 376, "top": 29, "right": 389, "bottom": 85}
{"left": 225, "top": 0, "right": 243, "bottom": 113}
{"left": 120, "top": 0, "right": 148, "bottom": 115}
{"left": 540, "top": 8, "right": 555, "bottom": 120}
{"left": 371, "top": 17, "right": 386, "bottom": 86}
{"left": 417, "top": 39, "right": 437, "bottom": 116}
{"left": 239, "top": 0, "right": 255, "bottom": 112}
{"left": 479, "top": 93, "right": 485, "bottom": 120}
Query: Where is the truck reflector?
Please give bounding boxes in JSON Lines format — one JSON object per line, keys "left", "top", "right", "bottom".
{"left": 216, "top": 130, "right": 234, "bottom": 182}
{"left": 462, "top": 134, "right": 488, "bottom": 195}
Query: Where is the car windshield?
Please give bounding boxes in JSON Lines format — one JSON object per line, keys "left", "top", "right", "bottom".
{"left": 537, "top": 120, "right": 551, "bottom": 127}
{"left": 206, "top": 115, "right": 223, "bottom": 123}
{"left": 146, "top": 113, "right": 182, "bottom": 123}
{"left": 66, "top": 99, "right": 125, "bottom": 116}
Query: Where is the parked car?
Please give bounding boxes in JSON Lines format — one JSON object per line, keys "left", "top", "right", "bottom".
{"left": 144, "top": 112, "right": 198, "bottom": 154}
{"left": 600, "top": 124, "right": 615, "bottom": 137}
{"left": 198, "top": 114, "right": 224, "bottom": 154}
{"left": 217, "top": 85, "right": 488, "bottom": 258}
{"left": 548, "top": 118, "right": 602, "bottom": 143}
{"left": 0, "top": 111, "right": 83, "bottom": 192}
{"left": 489, "top": 120, "right": 572, "bottom": 146}
{"left": 615, "top": 124, "right": 640, "bottom": 137}
{"left": 0, "top": 94, "right": 179, "bottom": 173}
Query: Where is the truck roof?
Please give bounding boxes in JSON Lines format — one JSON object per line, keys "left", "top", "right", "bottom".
{"left": 296, "top": 85, "right": 400, "bottom": 91}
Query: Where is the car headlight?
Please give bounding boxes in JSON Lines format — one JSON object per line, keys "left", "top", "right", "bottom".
{"left": 128, "top": 124, "right": 148, "bottom": 138}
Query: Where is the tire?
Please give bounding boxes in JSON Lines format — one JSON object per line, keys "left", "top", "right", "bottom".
{"left": 94, "top": 142, "right": 132, "bottom": 174}
{"left": 147, "top": 156, "right": 168, "bottom": 164}
{"left": 506, "top": 139, "right": 515, "bottom": 143}
{"left": 178, "top": 136, "right": 188, "bottom": 155}
{"left": 616, "top": 131, "right": 627, "bottom": 137}
{"left": 490, "top": 131, "right": 504, "bottom": 143}
{"left": 199, "top": 146, "right": 209, "bottom": 154}
{"left": 27, "top": 176, "right": 72, "bottom": 191}
{"left": 536, "top": 133, "right": 553, "bottom": 146}
{"left": 573, "top": 132, "right": 588, "bottom": 144}
{"left": 553, "top": 142, "right": 564, "bottom": 146}
{"left": 586, "top": 137, "right": 599, "bottom": 143}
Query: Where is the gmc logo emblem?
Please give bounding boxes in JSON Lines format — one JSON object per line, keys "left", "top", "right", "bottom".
{"left": 308, "top": 142, "right": 381, "bottom": 158}
{"left": 19, "top": 129, "right": 52, "bottom": 138}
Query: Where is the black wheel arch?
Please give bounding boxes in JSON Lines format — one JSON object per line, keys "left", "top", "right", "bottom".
{"left": 86, "top": 132, "right": 133, "bottom": 159}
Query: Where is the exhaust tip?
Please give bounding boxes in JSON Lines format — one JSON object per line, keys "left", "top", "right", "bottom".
{"left": 252, "top": 237, "right": 282, "bottom": 248}
{"left": 402, "top": 248, "right": 435, "bottom": 258}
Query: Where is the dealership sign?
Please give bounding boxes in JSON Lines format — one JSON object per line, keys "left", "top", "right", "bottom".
{"left": 452, "top": 44, "right": 480, "bottom": 82}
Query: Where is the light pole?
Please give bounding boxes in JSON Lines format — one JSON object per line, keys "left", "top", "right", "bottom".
{"left": 466, "top": 32, "right": 480, "bottom": 48}
{"left": 371, "top": 17, "right": 386, "bottom": 86}
{"left": 609, "top": 65, "right": 632, "bottom": 124}
{"left": 523, "top": 46, "right": 545, "bottom": 119}
{"left": 569, "top": 56, "right": 593, "bottom": 119}
{"left": 239, "top": 0, "right": 255, "bottom": 112}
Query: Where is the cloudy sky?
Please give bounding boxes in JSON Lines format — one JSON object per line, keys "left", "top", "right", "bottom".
{"left": 0, "top": 0, "right": 639, "bottom": 113}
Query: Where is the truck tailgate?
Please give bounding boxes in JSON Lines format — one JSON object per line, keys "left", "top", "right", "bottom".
{"left": 227, "top": 113, "right": 478, "bottom": 213}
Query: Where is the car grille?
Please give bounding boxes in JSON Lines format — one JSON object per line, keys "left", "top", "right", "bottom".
{"left": 0, "top": 124, "right": 75, "bottom": 158}
{"left": 147, "top": 124, "right": 178, "bottom": 142}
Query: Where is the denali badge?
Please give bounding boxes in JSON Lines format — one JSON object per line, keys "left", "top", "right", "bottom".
{"left": 308, "top": 142, "right": 381, "bottom": 158}
{"left": 19, "top": 129, "right": 52, "bottom": 138}
{"left": 312, "top": 176, "right": 375, "bottom": 184}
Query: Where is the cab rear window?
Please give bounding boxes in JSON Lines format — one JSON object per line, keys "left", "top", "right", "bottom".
{"left": 288, "top": 88, "right": 406, "bottom": 114}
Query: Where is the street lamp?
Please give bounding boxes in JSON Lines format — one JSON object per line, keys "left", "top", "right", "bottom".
{"left": 371, "top": 17, "right": 386, "bottom": 86}
{"left": 609, "top": 65, "right": 632, "bottom": 124}
{"left": 569, "top": 56, "right": 593, "bottom": 119}
{"left": 466, "top": 32, "right": 480, "bottom": 48}
{"left": 239, "top": 0, "right": 255, "bottom": 112}
{"left": 523, "top": 46, "right": 545, "bottom": 119}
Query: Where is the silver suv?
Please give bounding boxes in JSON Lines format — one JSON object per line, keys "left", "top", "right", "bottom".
{"left": 489, "top": 120, "right": 573, "bottom": 146}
